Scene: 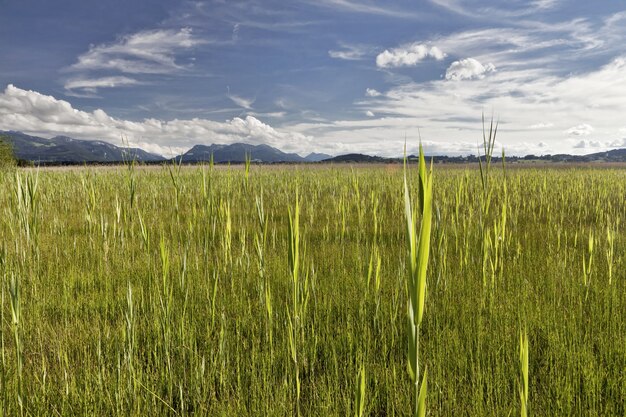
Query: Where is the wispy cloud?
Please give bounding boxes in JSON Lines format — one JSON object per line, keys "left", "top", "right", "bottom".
{"left": 64, "top": 27, "right": 205, "bottom": 95}
{"left": 69, "top": 28, "right": 204, "bottom": 74}
{"left": 329, "top": 43, "right": 373, "bottom": 61}
{"left": 531, "top": 0, "right": 560, "bottom": 10}
{"left": 310, "top": 0, "right": 425, "bottom": 19}
{"left": 429, "top": 0, "right": 561, "bottom": 19}
{"left": 228, "top": 94, "right": 255, "bottom": 110}
{"left": 427, "top": 0, "right": 474, "bottom": 17}
{"left": 247, "top": 111, "right": 287, "bottom": 118}
{"left": 64, "top": 76, "right": 141, "bottom": 94}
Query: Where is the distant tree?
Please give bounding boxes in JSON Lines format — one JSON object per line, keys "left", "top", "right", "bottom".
{"left": 0, "top": 135, "right": 16, "bottom": 168}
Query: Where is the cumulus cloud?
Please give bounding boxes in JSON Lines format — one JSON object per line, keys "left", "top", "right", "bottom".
{"left": 445, "top": 58, "right": 495, "bottom": 81}
{"left": 573, "top": 139, "right": 602, "bottom": 148}
{"left": 365, "top": 88, "right": 382, "bottom": 97}
{"left": 0, "top": 85, "right": 313, "bottom": 156}
{"left": 566, "top": 124, "right": 594, "bottom": 136}
{"left": 376, "top": 43, "right": 445, "bottom": 68}
{"left": 365, "top": 110, "right": 375, "bottom": 117}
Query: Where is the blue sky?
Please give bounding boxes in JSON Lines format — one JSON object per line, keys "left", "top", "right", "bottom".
{"left": 1, "top": 0, "right": 626, "bottom": 156}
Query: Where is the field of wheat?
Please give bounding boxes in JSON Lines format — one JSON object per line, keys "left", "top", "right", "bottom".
{"left": 0, "top": 158, "right": 624, "bottom": 416}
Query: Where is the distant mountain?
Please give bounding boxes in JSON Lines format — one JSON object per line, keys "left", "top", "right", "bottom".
{"left": 0, "top": 131, "right": 165, "bottom": 163}
{"left": 179, "top": 143, "right": 306, "bottom": 163}
{"left": 304, "top": 152, "right": 332, "bottom": 162}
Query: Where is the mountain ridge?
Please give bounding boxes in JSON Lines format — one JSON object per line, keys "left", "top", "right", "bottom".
{"left": 179, "top": 142, "right": 308, "bottom": 163}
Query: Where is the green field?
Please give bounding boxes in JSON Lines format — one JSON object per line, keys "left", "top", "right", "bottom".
{"left": 0, "top": 161, "right": 624, "bottom": 416}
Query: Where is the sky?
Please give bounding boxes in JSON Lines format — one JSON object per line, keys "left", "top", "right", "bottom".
{"left": 1, "top": 0, "right": 626, "bottom": 157}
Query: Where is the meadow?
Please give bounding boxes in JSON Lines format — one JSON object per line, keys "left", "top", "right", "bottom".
{"left": 0, "top": 159, "right": 624, "bottom": 416}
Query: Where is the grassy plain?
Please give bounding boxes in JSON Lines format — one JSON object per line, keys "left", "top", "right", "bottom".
{"left": 0, "top": 162, "right": 624, "bottom": 416}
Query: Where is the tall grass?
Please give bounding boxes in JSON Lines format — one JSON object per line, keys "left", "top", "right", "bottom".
{"left": 404, "top": 145, "right": 433, "bottom": 417}
{"left": 518, "top": 327, "right": 529, "bottom": 417}
{"left": 0, "top": 162, "right": 623, "bottom": 415}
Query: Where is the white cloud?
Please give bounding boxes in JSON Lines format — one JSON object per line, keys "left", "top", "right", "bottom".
{"left": 365, "top": 88, "right": 382, "bottom": 97}
{"left": 376, "top": 44, "right": 445, "bottom": 68}
{"left": 0, "top": 85, "right": 313, "bottom": 156}
{"left": 619, "top": 127, "right": 626, "bottom": 134}
{"left": 566, "top": 124, "right": 594, "bottom": 136}
{"left": 365, "top": 110, "right": 375, "bottom": 117}
{"left": 445, "top": 58, "right": 495, "bottom": 81}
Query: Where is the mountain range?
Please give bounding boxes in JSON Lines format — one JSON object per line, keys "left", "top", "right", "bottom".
{"left": 0, "top": 131, "right": 165, "bottom": 163}
{"left": 0, "top": 131, "right": 331, "bottom": 164}
{"left": 2, "top": 130, "right": 626, "bottom": 164}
